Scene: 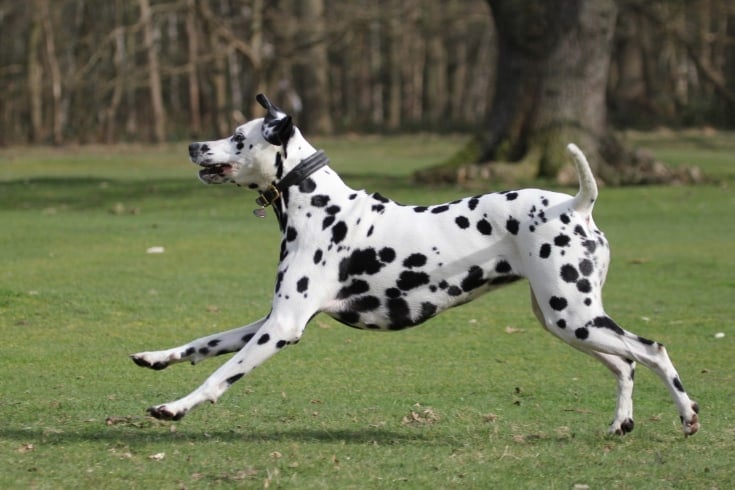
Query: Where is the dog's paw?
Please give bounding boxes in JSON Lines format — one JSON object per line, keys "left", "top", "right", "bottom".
{"left": 147, "top": 404, "right": 187, "bottom": 421}
{"left": 608, "top": 418, "right": 635, "bottom": 436}
{"left": 682, "top": 401, "right": 700, "bottom": 437}
{"left": 130, "top": 353, "right": 170, "bottom": 370}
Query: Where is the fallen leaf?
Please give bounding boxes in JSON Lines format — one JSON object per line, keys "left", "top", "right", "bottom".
{"left": 483, "top": 413, "right": 498, "bottom": 423}
{"left": 18, "top": 443, "right": 35, "bottom": 453}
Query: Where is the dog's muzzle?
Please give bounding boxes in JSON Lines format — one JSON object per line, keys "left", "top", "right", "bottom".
{"left": 189, "top": 142, "right": 234, "bottom": 184}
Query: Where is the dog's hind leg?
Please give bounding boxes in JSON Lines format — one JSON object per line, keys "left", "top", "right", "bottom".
{"left": 130, "top": 317, "right": 267, "bottom": 370}
{"left": 531, "top": 290, "right": 636, "bottom": 434}
{"left": 530, "top": 287, "right": 699, "bottom": 436}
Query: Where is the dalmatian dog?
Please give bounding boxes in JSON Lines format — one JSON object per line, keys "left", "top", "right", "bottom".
{"left": 131, "top": 94, "right": 699, "bottom": 436}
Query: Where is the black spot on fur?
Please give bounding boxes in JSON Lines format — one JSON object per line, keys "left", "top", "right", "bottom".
{"left": 556, "top": 319, "right": 566, "bottom": 329}
{"left": 539, "top": 243, "right": 551, "bottom": 258}
{"left": 574, "top": 225, "right": 587, "bottom": 237}
{"left": 403, "top": 253, "right": 427, "bottom": 268}
{"left": 461, "top": 266, "right": 487, "bottom": 292}
{"left": 387, "top": 297, "right": 412, "bottom": 329}
{"left": 447, "top": 285, "right": 462, "bottom": 296}
{"left": 476, "top": 219, "right": 493, "bottom": 235}
{"left": 560, "top": 214, "right": 571, "bottom": 224}
{"left": 561, "top": 264, "right": 579, "bottom": 283}
{"left": 416, "top": 302, "right": 437, "bottom": 323}
{"left": 673, "top": 376, "right": 685, "bottom": 392}
{"left": 339, "top": 249, "right": 385, "bottom": 281}
{"left": 313, "top": 249, "right": 323, "bottom": 264}
{"left": 495, "top": 260, "right": 512, "bottom": 274}
{"left": 583, "top": 240, "right": 597, "bottom": 253}
{"left": 397, "top": 271, "right": 430, "bottom": 291}
{"left": 579, "top": 259, "right": 594, "bottom": 276}
{"left": 379, "top": 247, "right": 396, "bottom": 263}
{"left": 198, "top": 347, "right": 210, "bottom": 355}
{"left": 506, "top": 217, "right": 520, "bottom": 235}
{"left": 297, "top": 276, "right": 309, "bottom": 293}
{"left": 275, "top": 269, "right": 286, "bottom": 293}
{"left": 311, "top": 195, "right": 330, "bottom": 207}
{"left": 468, "top": 198, "right": 479, "bottom": 210}
{"left": 505, "top": 192, "right": 518, "bottom": 201}
{"left": 326, "top": 205, "right": 341, "bottom": 215}
{"left": 431, "top": 205, "right": 449, "bottom": 214}
{"left": 413, "top": 206, "right": 428, "bottom": 213}
{"left": 549, "top": 296, "right": 568, "bottom": 311}
{"left": 637, "top": 335, "right": 655, "bottom": 345}
{"left": 372, "top": 192, "right": 390, "bottom": 203}
{"left": 242, "top": 333, "right": 254, "bottom": 344}
{"left": 276, "top": 340, "right": 288, "bottom": 349}
{"left": 322, "top": 216, "right": 335, "bottom": 229}
{"left": 257, "top": 334, "right": 270, "bottom": 345}
{"left": 338, "top": 311, "right": 360, "bottom": 325}
{"left": 226, "top": 373, "right": 244, "bottom": 385}
{"left": 208, "top": 339, "right": 221, "bottom": 347}
{"left": 576, "top": 279, "right": 591, "bottom": 293}
{"left": 455, "top": 216, "right": 470, "bottom": 229}
{"left": 286, "top": 227, "right": 298, "bottom": 242}
{"left": 575, "top": 327, "right": 589, "bottom": 339}
{"left": 353, "top": 295, "right": 381, "bottom": 311}
{"left": 554, "top": 234, "right": 571, "bottom": 247}
{"left": 592, "top": 316, "right": 624, "bottom": 335}
{"left": 331, "top": 221, "right": 348, "bottom": 243}
{"left": 385, "top": 287, "right": 401, "bottom": 298}
{"left": 299, "top": 178, "right": 316, "bottom": 193}
{"left": 337, "top": 279, "right": 370, "bottom": 299}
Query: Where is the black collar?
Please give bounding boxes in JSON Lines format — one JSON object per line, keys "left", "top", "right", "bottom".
{"left": 255, "top": 150, "right": 329, "bottom": 209}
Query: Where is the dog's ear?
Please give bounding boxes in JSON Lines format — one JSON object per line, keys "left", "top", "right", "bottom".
{"left": 256, "top": 94, "right": 294, "bottom": 151}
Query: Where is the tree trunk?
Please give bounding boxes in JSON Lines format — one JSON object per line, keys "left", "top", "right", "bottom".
{"left": 417, "top": 0, "right": 704, "bottom": 186}
{"left": 482, "top": 0, "right": 617, "bottom": 178}
{"left": 185, "top": 0, "right": 201, "bottom": 135}
{"left": 292, "top": 0, "right": 333, "bottom": 134}
{"left": 139, "top": 0, "right": 166, "bottom": 142}
{"left": 28, "top": 6, "right": 44, "bottom": 143}
{"left": 38, "top": 0, "right": 63, "bottom": 144}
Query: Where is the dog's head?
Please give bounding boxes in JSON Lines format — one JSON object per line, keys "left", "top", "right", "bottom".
{"left": 188, "top": 94, "right": 304, "bottom": 188}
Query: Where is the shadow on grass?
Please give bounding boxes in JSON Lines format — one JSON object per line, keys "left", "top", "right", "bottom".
{"left": 0, "top": 424, "right": 429, "bottom": 446}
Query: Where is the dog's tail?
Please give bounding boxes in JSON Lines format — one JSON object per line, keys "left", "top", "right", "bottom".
{"left": 567, "top": 143, "right": 599, "bottom": 214}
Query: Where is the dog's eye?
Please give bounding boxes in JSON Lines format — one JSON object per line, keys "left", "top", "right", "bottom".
{"left": 233, "top": 134, "right": 245, "bottom": 143}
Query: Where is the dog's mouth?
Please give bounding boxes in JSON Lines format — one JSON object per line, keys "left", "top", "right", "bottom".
{"left": 197, "top": 163, "right": 234, "bottom": 184}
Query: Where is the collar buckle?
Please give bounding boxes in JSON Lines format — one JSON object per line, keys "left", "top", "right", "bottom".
{"left": 255, "top": 184, "right": 281, "bottom": 208}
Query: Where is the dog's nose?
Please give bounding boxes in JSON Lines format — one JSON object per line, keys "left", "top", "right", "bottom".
{"left": 188, "top": 143, "right": 200, "bottom": 157}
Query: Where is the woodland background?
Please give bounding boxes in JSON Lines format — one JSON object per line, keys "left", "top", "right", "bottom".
{"left": 1, "top": 0, "right": 734, "bottom": 146}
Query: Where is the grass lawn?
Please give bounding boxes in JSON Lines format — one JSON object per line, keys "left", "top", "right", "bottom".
{"left": 0, "top": 132, "right": 733, "bottom": 488}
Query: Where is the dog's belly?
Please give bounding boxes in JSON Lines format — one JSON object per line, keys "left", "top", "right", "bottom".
{"left": 325, "top": 274, "right": 522, "bottom": 330}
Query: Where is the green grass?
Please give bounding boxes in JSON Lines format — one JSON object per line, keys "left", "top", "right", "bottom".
{"left": 1, "top": 133, "right": 733, "bottom": 488}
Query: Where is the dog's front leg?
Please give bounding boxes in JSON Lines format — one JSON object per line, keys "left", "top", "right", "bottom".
{"left": 131, "top": 317, "right": 267, "bottom": 370}
{"left": 146, "top": 311, "right": 307, "bottom": 420}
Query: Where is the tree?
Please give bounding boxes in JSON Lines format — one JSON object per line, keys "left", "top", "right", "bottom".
{"left": 139, "top": 0, "right": 167, "bottom": 142}
{"left": 417, "top": 0, "right": 702, "bottom": 185}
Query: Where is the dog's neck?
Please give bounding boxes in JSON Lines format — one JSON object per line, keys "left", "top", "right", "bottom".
{"left": 260, "top": 146, "right": 354, "bottom": 232}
